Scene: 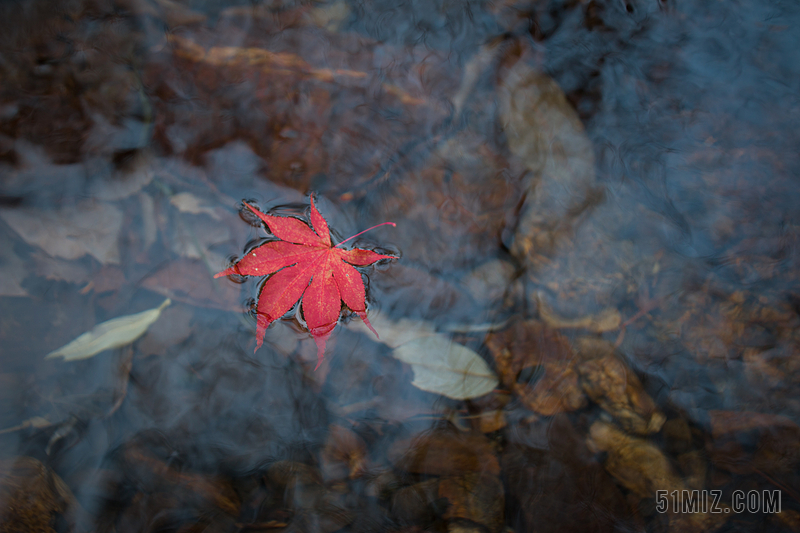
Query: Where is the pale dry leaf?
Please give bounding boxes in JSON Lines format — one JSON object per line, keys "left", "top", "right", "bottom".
{"left": 153, "top": 0, "right": 208, "bottom": 26}
{"left": 171, "top": 213, "right": 229, "bottom": 260}
{"left": 346, "top": 313, "right": 437, "bottom": 348}
{"left": 141, "top": 259, "right": 240, "bottom": 311}
{"left": 0, "top": 200, "right": 123, "bottom": 264}
{"left": 307, "top": 0, "right": 350, "bottom": 31}
{"left": 170, "top": 192, "right": 221, "bottom": 220}
{"left": 347, "top": 314, "right": 496, "bottom": 399}
{"left": 45, "top": 298, "right": 171, "bottom": 361}
{"left": 139, "top": 192, "right": 158, "bottom": 251}
{"left": 393, "top": 335, "right": 498, "bottom": 400}
{"left": 32, "top": 252, "right": 91, "bottom": 284}
{"left": 452, "top": 41, "right": 504, "bottom": 117}
{"left": 137, "top": 304, "right": 194, "bottom": 357}
{"left": 0, "top": 245, "right": 28, "bottom": 297}
{"left": 0, "top": 417, "right": 52, "bottom": 436}
{"left": 90, "top": 150, "right": 155, "bottom": 201}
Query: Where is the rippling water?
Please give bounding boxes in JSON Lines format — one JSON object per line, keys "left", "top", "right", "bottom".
{"left": 1, "top": 0, "right": 799, "bottom": 531}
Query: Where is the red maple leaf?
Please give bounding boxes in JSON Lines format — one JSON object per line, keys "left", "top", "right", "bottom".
{"left": 215, "top": 196, "right": 396, "bottom": 369}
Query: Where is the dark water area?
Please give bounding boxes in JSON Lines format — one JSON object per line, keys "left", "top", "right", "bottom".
{"left": 1, "top": 0, "right": 800, "bottom": 531}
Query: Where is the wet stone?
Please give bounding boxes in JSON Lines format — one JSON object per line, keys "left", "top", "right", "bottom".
{"left": 485, "top": 320, "right": 586, "bottom": 416}
{"left": 587, "top": 420, "right": 683, "bottom": 500}
{"left": 387, "top": 429, "right": 500, "bottom": 478}
{"left": 391, "top": 479, "right": 440, "bottom": 527}
{"left": 265, "top": 461, "right": 324, "bottom": 511}
{"left": 706, "top": 410, "right": 800, "bottom": 475}
{"left": 499, "top": 59, "right": 600, "bottom": 260}
{"left": 587, "top": 420, "right": 728, "bottom": 533}
{"left": 662, "top": 418, "right": 694, "bottom": 455}
{"left": 120, "top": 444, "right": 241, "bottom": 517}
{"left": 319, "top": 424, "right": 368, "bottom": 483}
{"left": 502, "top": 416, "right": 633, "bottom": 533}
{"left": 575, "top": 337, "right": 665, "bottom": 435}
{"left": 0, "top": 456, "right": 78, "bottom": 533}
{"left": 438, "top": 472, "right": 504, "bottom": 533}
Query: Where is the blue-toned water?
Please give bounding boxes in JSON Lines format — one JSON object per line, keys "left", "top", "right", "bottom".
{"left": 1, "top": 0, "right": 799, "bottom": 531}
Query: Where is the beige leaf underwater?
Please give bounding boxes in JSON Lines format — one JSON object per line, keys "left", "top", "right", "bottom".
{"left": 393, "top": 335, "right": 498, "bottom": 400}
{"left": 0, "top": 200, "right": 123, "bottom": 264}
{"left": 45, "top": 298, "right": 171, "bottom": 361}
{"left": 0, "top": 246, "right": 29, "bottom": 297}
{"left": 170, "top": 192, "right": 221, "bottom": 220}
{"left": 347, "top": 313, "right": 437, "bottom": 348}
{"left": 0, "top": 417, "right": 52, "bottom": 436}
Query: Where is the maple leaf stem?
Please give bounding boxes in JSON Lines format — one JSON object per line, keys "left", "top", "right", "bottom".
{"left": 334, "top": 222, "right": 396, "bottom": 248}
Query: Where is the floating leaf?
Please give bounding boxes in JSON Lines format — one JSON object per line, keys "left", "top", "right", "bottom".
{"left": 216, "top": 196, "right": 396, "bottom": 369}
{"left": 392, "top": 335, "right": 498, "bottom": 400}
{"left": 45, "top": 298, "right": 171, "bottom": 361}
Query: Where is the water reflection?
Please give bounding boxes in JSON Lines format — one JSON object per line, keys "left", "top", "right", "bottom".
{"left": 1, "top": 0, "right": 799, "bottom": 531}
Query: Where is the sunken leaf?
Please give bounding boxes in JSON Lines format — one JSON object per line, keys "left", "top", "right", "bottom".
{"left": 393, "top": 335, "right": 498, "bottom": 400}
{"left": 0, "top": 201, "right": 123, "bottom": 264}
{"left": 45, "top": 299, "right": 171, "bottom": 361}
